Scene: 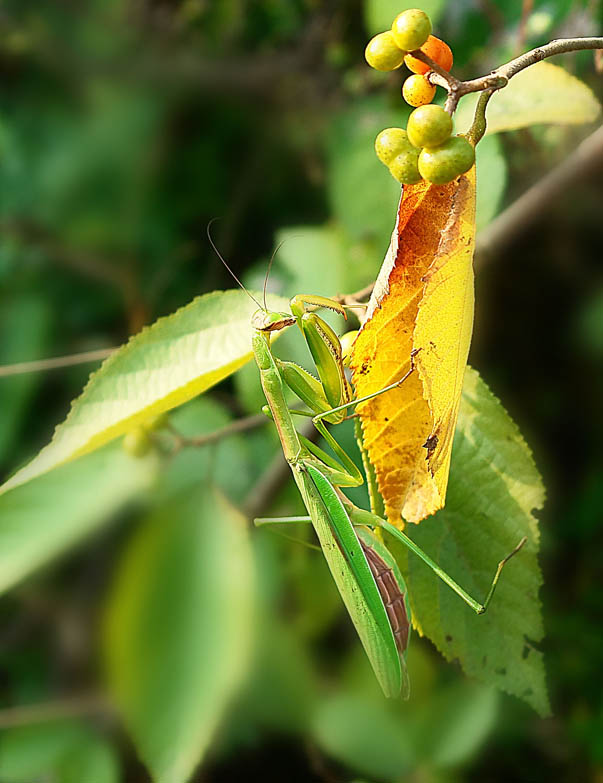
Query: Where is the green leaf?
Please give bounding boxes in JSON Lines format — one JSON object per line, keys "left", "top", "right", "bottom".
{"left": 364, "top": 0, "right": 445, "bottom": 37}
{"left": 475, "top": 134, "right": 507, "bottom": 231}
{"left": 313, "top": 692, "right": 414, "bottom": 779}
{"left": 56, "top": 733, "right": 120, "bottom": 783}
{"left": 0, "top": 295, "right": 52, "bottom": 461}
{"left": 103, "top": 485, "right": 254, "bottom": 783}
{"left": 0, "top": 289, "right": 289, "bottom": 496}
{"left": 394, "top": 367, "right": 549, "bottom": 715}
{"left": 0, "top": 440, "right": 156, "bottom": 595}
{"left": 456, "top": 62, "right": 601, "bottom": 135}
{"left": 0, "top": 721, "right": 119, "bottom": 783}
{"left": 312, "top": 650, "right": 497, "bottom": 777}
{"left": 157, "top": 396, "right": 252, "bottom": 505}
{"left": 414, "top": 681, "right": 498, "bottom": 767}
{"left": 327, "top": 96, "right": 410, "bottom": 244}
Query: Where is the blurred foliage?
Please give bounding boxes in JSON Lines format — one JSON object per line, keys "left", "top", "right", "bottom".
{"left": 0, "top": 0, "right": 602, "bottom": 781}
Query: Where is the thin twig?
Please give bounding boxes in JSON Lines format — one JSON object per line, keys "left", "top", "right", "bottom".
{"left": 0, "top": 695, "right": 107, "bottom": 728}
{"left": 167, "top": 414, "right": 267, "bottom": 452}
{"left": 476, "top": 123, "right": 603, "bottom": 262}
{"left": 0, "top": 347, "right": 117, "bottom": 378}
{"left": 333, "top": 281, "right": 375, "bottom": 308}
{"left": 423, "top": 36, "right": 603, "bottom": 115}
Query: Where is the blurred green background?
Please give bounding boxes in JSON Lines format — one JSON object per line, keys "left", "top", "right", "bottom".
{"left": 1, "top": 1, "right": 603, "bottom": 781}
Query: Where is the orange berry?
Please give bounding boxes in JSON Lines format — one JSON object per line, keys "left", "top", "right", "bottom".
{"left": 402, "top": 74, "right": 436, "bottom": 107}
{"left": 404, "top": 35, "right": 453, "bottom": 75}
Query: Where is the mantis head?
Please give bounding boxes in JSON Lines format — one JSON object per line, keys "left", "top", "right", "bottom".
{"left": 251, "top": 309, "right": 296, "bottom": 332}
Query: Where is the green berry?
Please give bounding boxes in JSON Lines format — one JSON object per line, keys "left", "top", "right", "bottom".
{"left": 391, "top": 9, "right": 432, "bottom": 52}
{"left": 418, "top": 135, "right": 475, "bottom": 184}
{"left": 123, "top": 428, "right": 153, "bottom": 458}
{"left": 406, "top": 104, "right": 452, "bottom": 148}
{"left": 365, "top": 31, "right": 405, "bottom": 71}
{"left": 375, "top": 127, "right": 413, "bottom": 165}
{"left": 389, "top": 148, "right": 422, "bottom": 185}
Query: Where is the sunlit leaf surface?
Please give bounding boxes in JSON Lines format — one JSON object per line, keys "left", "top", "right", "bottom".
{"left": 456, "top": 62, "right": 601, "bottom": 135}
{"left": 392, "top": 368, "right": 548, "bottom": 715}
{"left": 0, "top": 290, "right": 288, "bottom": 495}
{"left": 351, "top": 171, "right": 476, "bottom": 525}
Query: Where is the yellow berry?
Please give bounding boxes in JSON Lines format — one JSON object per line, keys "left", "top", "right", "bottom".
{"left": 418, "top": 135, "right": 475, "bottom": 184}
{"left": 406, "top": 104, "right": 452, "bottom": 148}
{"left": 365, "top": 31, "right": 405, "bottom": 72}
{"left": 144, "top": 412, "right": 169, "bottom": 431}
{"left": 391, "top": 9, "right": 432, "bottom": 52}
{"left": 123, "top": 428, "right": 153, "bottom": 458}
{"left": 389, "top": 148, "right": 422, "bottom": 185}
{"left": 374, "top": 127, "right": 413, "bottom": 165}
{"left": 339, "top": 330, "right": 359, "bottom": 367}
{"left": 402, "top": 74, "right": 436, "bottom": 107}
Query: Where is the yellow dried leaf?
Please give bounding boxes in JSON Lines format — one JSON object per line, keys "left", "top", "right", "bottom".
{"left": 350, "top": 171, "right": 476, "bottom": 526}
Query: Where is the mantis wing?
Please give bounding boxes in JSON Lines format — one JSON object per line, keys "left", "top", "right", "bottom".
{"left": 302, "top": 462, "right": 404, "bottom": 698}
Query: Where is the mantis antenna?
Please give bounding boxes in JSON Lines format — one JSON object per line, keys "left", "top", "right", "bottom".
{"left": 206, "top": 218, "right": 264, "bottom": 311}
{"left": 262, "top": 238, "right": 287, "bottom": 311}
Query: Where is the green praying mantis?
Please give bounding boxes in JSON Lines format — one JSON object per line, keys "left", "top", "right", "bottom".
{"left": 248, "top": 289, "right": 527, "bottom": 698}
{"left": 210, "top": 225, "right": 526, "bottom": 697}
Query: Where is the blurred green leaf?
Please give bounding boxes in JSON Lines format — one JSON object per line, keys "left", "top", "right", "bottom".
{"left": 576, "top": 287, "right": 603, "bottom": 358}
{"left": 103, "top": 485, "right": 255, "bottom": 783}
{"left": 364, "top": 0, "right": 445, "bottom": 36}
{"left": 0, "top": 290, "right": 289, "bottom": 496}
{"left": 274, "top": 226, "right": 349, "bottom": 297}
{"left": 312, "top": 667, "right": 497, "bottom": 777}
{"left": 414, "top": 681, "right": 498, "bottom": 767}
{"left": 0, "top": 440, "right": 156, "bottom": 595}
{"left": 240, "top": 618, "right": 318, "bottom": 735}
{"left": 275, "top": 224, "right": 380, "bottom": 297}
{"left": 475, "top": 135, "right": 507, "bottom": 232}
{"left": 456, "top": 63, "right": 601, "bottom": 135}
{"left": 394, "top": 367, "right": 549, "bottom": 715}
{"left": 327, "top": 96, "right": 410, "bottom": 246}
{"left": 313, "top": 692, "right": 414, "bottom": 779}
{"left": 0, "top": 296, "right": 52, "bottom": 462}
{"left": 157, "top": 396, "right": 253, "bottom": 504}
{"left": 0, "top": 721, "right": 118, "bottom": 783}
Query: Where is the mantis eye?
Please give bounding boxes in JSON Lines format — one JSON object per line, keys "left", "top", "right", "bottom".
{"left": 252, "top": 309, "right": 296, "bottom": 332}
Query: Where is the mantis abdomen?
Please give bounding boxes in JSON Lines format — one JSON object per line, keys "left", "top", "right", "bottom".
{"left": 360, "top": 538, "right": 410, "bottom": 656}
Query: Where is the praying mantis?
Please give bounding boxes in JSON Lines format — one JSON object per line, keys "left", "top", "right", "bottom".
{"left": 250, "top": 291, "right": 527, "bottom": 698}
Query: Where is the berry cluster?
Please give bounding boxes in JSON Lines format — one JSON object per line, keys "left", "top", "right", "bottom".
{"left": 365, "top": 9, "right": 474, "bottom": 186}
